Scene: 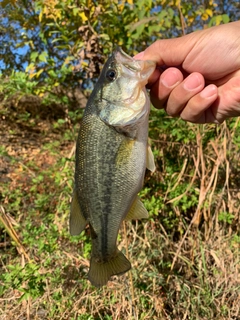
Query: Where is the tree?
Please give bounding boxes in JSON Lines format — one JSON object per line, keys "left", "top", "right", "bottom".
{"left": 0, "top": 0, "right": 239, "bottom": 104}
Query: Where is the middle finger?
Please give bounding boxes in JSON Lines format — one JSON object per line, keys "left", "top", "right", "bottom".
{"left": 165, "top": 72, "right": 205, "bottom": 116}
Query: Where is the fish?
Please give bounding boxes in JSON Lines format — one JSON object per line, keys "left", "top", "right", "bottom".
{"left": 70, "top": 47, "right": 156, "bottom": 287}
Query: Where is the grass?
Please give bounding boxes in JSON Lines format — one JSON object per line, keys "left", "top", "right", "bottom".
{"left": 0, "top": 100, "right": 239, "bottom": 319}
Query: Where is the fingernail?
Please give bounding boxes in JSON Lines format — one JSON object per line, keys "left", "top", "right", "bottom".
{"left": 134, "top": 51, "right": 144, "bottom": 60}
{"left": 200, "top": 85, "right": 217, "bottom": 98}
{"left": 161, "top": 70, "right": 180, "bottom": 87}
{"left": 184, "top": 73, "right": 202, "bottom": 90}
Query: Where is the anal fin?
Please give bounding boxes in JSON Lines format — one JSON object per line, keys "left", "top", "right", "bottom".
{"left": 125, "top": 196, "right": 149, "bottom": 220}
{"left": 69, "top": 188, "right": 87, "bottom": 235}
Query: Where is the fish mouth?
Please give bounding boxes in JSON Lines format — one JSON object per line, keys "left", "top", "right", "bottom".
{"left": 112, "top": 47, "right": 156, "bottom": 106}
{"left": 115, "top": 47, "right": 143, "bottom": 72}
{"left": 99, "top": 47, "right": 156, "bottom": 128}
{"left": 114, "top": 47, "right": 156, "bottom": 83}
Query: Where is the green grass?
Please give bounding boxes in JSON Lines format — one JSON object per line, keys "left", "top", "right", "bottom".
{"left": 0, "top": 103, "right": 239, "bottom": 319}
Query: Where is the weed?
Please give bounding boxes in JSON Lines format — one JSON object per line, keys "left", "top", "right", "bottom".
{"left": 218, "top": 211, "right": 235, "bottom": 224}
{"left": 0, "top": 101, "right": 239, "bottom": 319}
{"left": 1, "top": 263, "right": 46, "bottom": 301}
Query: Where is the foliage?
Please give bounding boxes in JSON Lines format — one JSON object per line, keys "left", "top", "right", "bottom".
{"left": 1, "top": 263, "right": 46, "bottom": 301}
{"left": 1, "top": 0, "right": 239, "bottom": 103}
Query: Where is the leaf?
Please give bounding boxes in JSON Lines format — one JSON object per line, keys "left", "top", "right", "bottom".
{"left": 201, "top": 13, "right": 209, "bottom": 21}
{"left": 29, "top": 73, "right": 36, "bottom": 79}
{"left": 99, "top": 33, "right": 110, "bottom": 41}
{"left": 127, "top": 16, "right": 157, "bottom": 33}
{"left": 30, "top": 52, "right": 38, "bottom": 62}
{"left": 215, "top": 15, "right": 222, "bottom": 26}
{"left": 19, "top": 292, "right": 30, "bottom": 302}
{"left": 36, "top": 69, "right": 44, "bottom": 78}
{"left": 39, "top": 10, "right": 43, "bottom": 22}
{"left": 79, "top": 11, "right": 88, "bottom": 22}
{"left": 61, "top": 35, "right": 70, "bottom": 42}
{"left": 48, "top": 70, "right": 57, "bottom": 78}
{"left": 205, "top": 9, "right": 213, "bottom": 17}
{"left": 135, "top": 23, "right": 145, "bottom": 37}
{"left": 73, "top": 7, "right": 79, "bottom": 16}
{"left": 148, "top": 25, "right": 160, "bottom": 34}
{"left": 51, "top": 38, "right": 62, "bottom": 44}
{"left": 63, "top": 56, "right": 75, "bottom": 66}
{"left": 25, "top": 63, "right": 35, "bottom": 73}
{"left": 37, "top": 91, "right": 45, "bottom": 97}
{"left": 158, "top": 10, "right": 168, "bottom": 21}
{"left": 39, "top": 51, "right": 48, "bottom": 63}
{"left": 222, "top": 14, "right": 229, "bottom": 24}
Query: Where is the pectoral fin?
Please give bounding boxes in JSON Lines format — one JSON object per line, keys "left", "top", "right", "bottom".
{"left": 146, "top": 144, "right": 156, "bottom": 172}
{"left": 125, "top": 196, "right": 149, "bottom": 220}
{"left": 69, "top": 188, "right": 87, "bottom": 235}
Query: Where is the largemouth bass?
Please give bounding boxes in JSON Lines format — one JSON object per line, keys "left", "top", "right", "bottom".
{"left": 70, "top": 47, "right": 156, "bottom": 287}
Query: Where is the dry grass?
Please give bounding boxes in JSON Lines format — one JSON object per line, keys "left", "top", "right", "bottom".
{"left": 0, "top": 107, "right": 239, "bottom": 319}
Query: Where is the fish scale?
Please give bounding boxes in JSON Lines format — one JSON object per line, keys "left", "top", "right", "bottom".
{"left": 70, "top": 47, "right": 156, "bottom": 287}
{"left": 76, "top": 114, "right": 144, "bottom": 248}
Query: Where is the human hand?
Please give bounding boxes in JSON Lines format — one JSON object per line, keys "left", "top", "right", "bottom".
{"left": 135, "top": 21, "right": 240, "bottom": 124}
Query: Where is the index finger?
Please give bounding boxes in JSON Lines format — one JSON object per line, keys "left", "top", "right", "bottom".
{"left": 134, "top": 33, "right": 199, "bottom": 67}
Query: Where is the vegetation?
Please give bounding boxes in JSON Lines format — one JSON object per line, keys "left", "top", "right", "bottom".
{"left": 0, "top": 0, "right": 239, "bottom": 319}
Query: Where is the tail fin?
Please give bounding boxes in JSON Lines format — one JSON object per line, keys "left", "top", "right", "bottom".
{"left": 88, "top": 250, "right": 131, "bottom": 287}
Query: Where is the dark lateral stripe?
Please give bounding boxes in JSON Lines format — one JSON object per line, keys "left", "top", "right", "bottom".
{"left": 100, "top": 181, "right": 114, "bottom": 259}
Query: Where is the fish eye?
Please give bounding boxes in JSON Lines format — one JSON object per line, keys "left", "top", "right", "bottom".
{"left": 106, "top": 69, "right": 117, "bottom": 82}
